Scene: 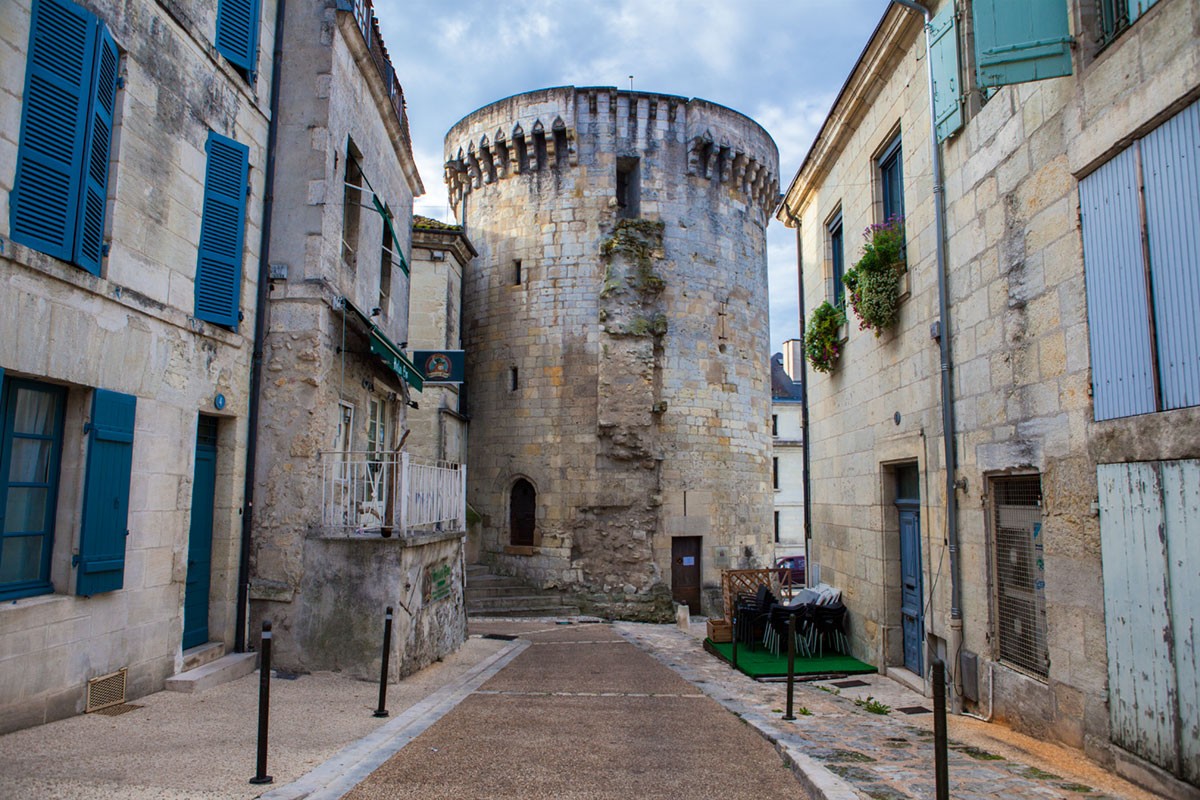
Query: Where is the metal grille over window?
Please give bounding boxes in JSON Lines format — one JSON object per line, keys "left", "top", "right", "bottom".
{"left": 992, "top": 475, "right": 1049, "bottom": 678}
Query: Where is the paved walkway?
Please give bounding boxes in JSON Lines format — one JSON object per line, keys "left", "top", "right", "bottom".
{"left": 617, "top": 619, "right": 1160, "bottom": 800}
{"left": 0, "top": 617, "right": 1165, "bottom": 800}
{"left": 343, "top": 620, "right": 811, "bottom": 800}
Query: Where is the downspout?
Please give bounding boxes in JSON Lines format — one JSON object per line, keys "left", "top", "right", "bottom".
{"left": 781, "top": 207, "right": 814, "bottom": 587}
{"left": 236, "top": 0, "right": 287, "bottom": 652}
{"left": 889, "top": 0, "right": 962, "bottom": 707}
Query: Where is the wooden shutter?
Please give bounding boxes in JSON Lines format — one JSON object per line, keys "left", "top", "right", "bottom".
{"left": 77, "top": 388, "right": 136, "bottom": 596}
{"left": 194, "top": 132, "right": 249, "bottom": 328}
{"left": 929, "top": 5, "right": 963, "bottom": 142}
{"left": 1141, "top": 99, "right": 1200, "bottom": 412}
{"left": 74, "top": 26, "right": 118, "bottom": 275}
{"left": 1079, "top": 147, "right": 1157, "bottom": 420}
{"left": 10, "top": 0, "right": 97, "bottom": 262}
{"left": 215, "top": 0, "right": 260, "bottom": 75}
{"left": 972, "top": 0, "right": 1073, "bottom": 89}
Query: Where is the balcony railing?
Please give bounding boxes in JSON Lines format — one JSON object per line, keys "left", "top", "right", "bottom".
{"left": 337, "top": 0, "right": 411, "bottom": 143}
{"left": 320, "top": 451, "right": 466, "bottom": 537}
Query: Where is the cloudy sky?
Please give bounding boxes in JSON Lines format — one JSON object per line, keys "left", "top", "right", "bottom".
{"left": 375, "top": 0, "right": 891, "bottom": 357}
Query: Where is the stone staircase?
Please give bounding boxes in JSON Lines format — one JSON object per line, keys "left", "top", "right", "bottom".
{"left": 466, "top": 563, "right": 583, "bottom": 617}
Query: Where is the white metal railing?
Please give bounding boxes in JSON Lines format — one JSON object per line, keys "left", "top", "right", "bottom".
{"left": 320, "top": 451, "right": 466, "bottom": 536}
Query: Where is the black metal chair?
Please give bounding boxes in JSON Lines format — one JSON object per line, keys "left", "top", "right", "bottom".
{"left": 810, "top": 601, "right": 848, "bottom": 656}
{"left": 733, "top": 585, "right": 777, "bottom": 650}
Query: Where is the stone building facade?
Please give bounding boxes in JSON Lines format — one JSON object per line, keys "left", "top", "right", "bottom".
{"left": 249, "top": 0, "right": 465, "bottom": 680}
{"left": 445, "top": 87, "right": 778, "bottom": 619}
{"left": 771, "top": 342, "right": 805, "bottom": 562}
{"left": 778, "top": 1, "right": 1199, "bottom": 794}
{"left": 0, "top": 0, "right": 273, "bottom": 729}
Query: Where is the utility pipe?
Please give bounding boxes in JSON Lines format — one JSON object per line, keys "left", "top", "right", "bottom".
{"left": 781, "top": 207, "right": 814, "bottom": 586}
{"left": 889, "top": 0, "right": 963, "bottom": 705}
{"left": 237, "top": 0, "right": 287, "bottom": 652}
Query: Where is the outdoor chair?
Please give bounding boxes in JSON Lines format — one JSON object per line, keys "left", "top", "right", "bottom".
{"left": 763, "top": 603, "right": 812, "bottom": 657}
{"left": 733, "top": 585, "right": 777, "bottom": 650}
{"left": 810, "top": 601, "right": 848, "bottom": 656}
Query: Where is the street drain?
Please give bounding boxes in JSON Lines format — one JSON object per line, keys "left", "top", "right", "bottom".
{"left": 831, "top": 679, "right": 870, "bottom": 688}
{"left": 896, "top": 705, "right": 932, "bottom": 715}
{"left": 482, "top": 633, "right": 518, "bottom": 641}
{"left": 92, "top": 703, "right": 143, "bottom": 716}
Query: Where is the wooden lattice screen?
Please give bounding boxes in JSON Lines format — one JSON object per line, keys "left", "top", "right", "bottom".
{"left": 719, "top": 568, "right": 789, "bottom": 620}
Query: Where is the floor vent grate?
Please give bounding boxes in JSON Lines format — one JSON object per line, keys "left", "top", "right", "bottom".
{"left": 91, "top": 703, "right": 142, "bottom": 717}
{"left": 86, "top": 668, "right": 128, "bottom": 713}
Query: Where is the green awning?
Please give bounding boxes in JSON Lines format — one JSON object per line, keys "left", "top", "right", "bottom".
{"left": 368, "top": 329, "right": 424, "bottom": 392}
{"left": 339, "top": 297, "right": 423, "bottom": 392}
{"left": 372, "top": 195, "right": 409, "bottom": 276}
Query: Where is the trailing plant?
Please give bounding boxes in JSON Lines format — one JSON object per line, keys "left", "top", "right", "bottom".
{"left": 843, "top": 217, "right": 905, "bottom": 336}
{"left": 804, "top": 301, "right": 847, "bottom": 374}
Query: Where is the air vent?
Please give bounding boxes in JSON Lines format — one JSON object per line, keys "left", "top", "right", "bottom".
{"left": 86, "top": 668, "right": 127, "bottom": 713}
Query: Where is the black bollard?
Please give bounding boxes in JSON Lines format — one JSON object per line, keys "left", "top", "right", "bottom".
{"left": 374, "top": 606, "right": 394, "bottom": 718}
{"left": 250, "top": 620, "right": 273, "bottom": 785}
{"left": 783, "top": 612, "right": 797, "bottom": 720}
{"left": 731, "top": 613, "right": 738, "bottom": 670}
{"left": 932, "top": 658, "right": 949, "bottom": 800}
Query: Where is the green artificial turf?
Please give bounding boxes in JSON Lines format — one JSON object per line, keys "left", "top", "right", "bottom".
{"left": 706, "top": 640, "right": 877, "bottom": 678}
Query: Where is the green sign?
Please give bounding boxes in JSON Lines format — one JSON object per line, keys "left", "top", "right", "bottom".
{"left": 424, "top": 561, "right": 452, "bottom": 602}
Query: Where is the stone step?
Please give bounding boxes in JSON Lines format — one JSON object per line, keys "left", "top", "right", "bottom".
{"left": 468, "top": 595, "right": 581, "bottom": 613}
{"left": 465, "top": 573, "right": 526, "bottom": 586}
{"left": 181, "top": 641, "right": 226, "bottom": 673}
{"left": 468, "top": 603, "right": 584, "bottom": 618}
{"left": 466, "top": 584, "right": 551, "bottom": 598}
{"left": 465, "top": 563, "right": 490, "bottom": 577}
{"left": 164, "top": 652, "right": 258, "bottom": 694}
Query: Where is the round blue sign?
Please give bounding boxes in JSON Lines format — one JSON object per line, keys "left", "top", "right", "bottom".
{"left": 214, "top": 393, "right": 227, "bottom": 411}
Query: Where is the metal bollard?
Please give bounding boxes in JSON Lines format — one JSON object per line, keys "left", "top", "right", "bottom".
{"left": 783, "top": 612, "right": 797, "bottom": 721}
{"left": 932, "top": 658, "right": 949, "bottom": 800}
{"left": 731, "top": 614, "right": 738, "bottom": 670}
{"left": 250, "top": 620, "right": 273, "bottom": 785}
{"left": 374, "top": 606, "right": 394, "bottom": 718}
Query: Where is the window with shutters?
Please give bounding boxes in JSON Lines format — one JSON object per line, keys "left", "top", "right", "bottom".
{"left": 1079, "top": 99, "right": 1200, "bottom": 421}
{"left": 76, "top": 388, "right": 135, "bottom": 596}
{"left": 215, "top": 0, "right": 261, "bottom": 82}
{"left": 0, "top": 375, "right": 67, "bottom": 600}
{"left": 195, "top": 132, "right": 250, "bottom": 329}
{"left": 10, "top": 0, "right": 120, "bottom": 276}
{"left": 929, "top": 5, "right": 963, "bottom": 142}
{"left": 827, "top": 210, "right": 845, "bottom": 308}
{"left": 342, "top": 143, "right": 364, "bottom": 271}
{"left": 877, "top": 134, "right": 905, "bottom": 226}
{"left": 1094, "top": 0, "right": 1160, "bottom": 50}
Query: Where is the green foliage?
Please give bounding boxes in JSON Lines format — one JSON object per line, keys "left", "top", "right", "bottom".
{"left": 805, "top": 301, "right": 847, "bottom": 374}
{"left": 843, "top": 217, "right": 905, "bottom": 337}
{"left": 797, "top": 706, "right": 813, "bottom": 716}
{"left": 853, "top": 695, "right": 892, "bottom": 715}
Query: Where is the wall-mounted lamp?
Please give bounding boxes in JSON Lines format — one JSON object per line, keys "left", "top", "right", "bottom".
{"left": 407, "top": 400, "right": 419, "bottom": 410}
{"left": 370, "top": 307, "right": 382, "bottom": 317}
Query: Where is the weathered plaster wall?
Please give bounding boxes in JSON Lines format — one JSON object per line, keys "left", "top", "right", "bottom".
{"left": 447, "top": 87, "right": 778, "bottom": 619}
{"left": 0, "top": 0, "right": 272, "bottom": 731}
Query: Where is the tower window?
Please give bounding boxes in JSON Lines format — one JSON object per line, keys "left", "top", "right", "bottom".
{"left": 510, "top": 367, "right": 519, "bottom": 391}
{"left": 513, "top": 259, "right": 522, "bottom": 286}
{"left": 616, "top": 157, "right": 640, "bottom": 219}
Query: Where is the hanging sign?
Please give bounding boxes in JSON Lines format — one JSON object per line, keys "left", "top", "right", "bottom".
{"left": 412, "top": 350, "right": 465, "bottom": 384}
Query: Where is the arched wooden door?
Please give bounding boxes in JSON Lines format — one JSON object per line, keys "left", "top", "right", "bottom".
{"left": 510, "top": 479, "right": 536, "bottom": 546}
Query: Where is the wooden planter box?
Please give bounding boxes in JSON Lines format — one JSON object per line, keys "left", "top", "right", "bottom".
{"left": 707, "top": 619, "right": 732, "bottom": 643}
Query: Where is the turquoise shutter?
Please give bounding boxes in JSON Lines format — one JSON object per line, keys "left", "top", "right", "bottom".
{"left": 74, "top": 25, "right": 118, "bottom": 275}
{"left": 77, "top": 389, "right": 136, "bottom": 596}
{"left": 972, "top": 0, "right": 1073, "bottom": 89}
{"left": 10, "top": 0, "right": 97, "bottom": 262}
{"left": 1128, "top": 0, "right": 1160, "bottom": 25}
{"left": 929, "top": 5, "right": 963, "bottom": 142}
{"left": 215, "top": 0, "right": 261, "bottom": 76}
{"left": 195, "top": 133, "right": 249, "bottom": 328}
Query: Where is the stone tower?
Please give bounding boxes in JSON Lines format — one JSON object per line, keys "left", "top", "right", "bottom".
{"left": 446, "top": 87, "right": 779, "bottom": 619}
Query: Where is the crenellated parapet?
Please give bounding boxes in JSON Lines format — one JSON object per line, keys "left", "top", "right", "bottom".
{"left": 444, "top": 86, "right": 779, "bottom": 220}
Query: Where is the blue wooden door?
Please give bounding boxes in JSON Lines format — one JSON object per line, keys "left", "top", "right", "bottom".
{"left": 183, "top": 418, "right": 217, "bottom": 650}
{"left": 897, "top": 500, "right": 924, "bottom": 675}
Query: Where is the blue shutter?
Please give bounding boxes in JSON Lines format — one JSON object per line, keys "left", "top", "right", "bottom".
{"left": 1142, "top": 99, "right": 1200, "bottom": 412}
{"left": 929, "top": 6, "right": 963, "bottom": 142}
{"left": 77, "top": 388, "right": 136, "bottom": 596}
{"left": 195, "top": 132, "right": 249, "bottom": 328}
{"left": 1079, "top": 147, "right": 1157, "bottom": 420}
{"left": 10, "top": 0, "right": 96, "bottom": 261}
{"left": 1128, "top": 0, "right": 1160, "bottom": 26}
{"left": 215, "top": 0, "right": 261, "bottom": 76}
{"left": 74, "top": 25, "right": 118, "bottom": 275}
{"left": 972, "top": 0, "right": 1073, "bottom": 89}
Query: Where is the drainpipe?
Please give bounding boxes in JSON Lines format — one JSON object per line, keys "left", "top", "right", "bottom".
{"left": 781, "top": 207, "right": 814, "bottom": 587}
{"left": 236, "top": 0, "right": 287, "bottom": 653}
{"left": 889, "top": 0, "right": 962, "bottom": 707}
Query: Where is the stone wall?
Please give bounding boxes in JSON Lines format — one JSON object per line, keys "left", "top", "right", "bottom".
{"left": 446, "top": 87, "right": 778, "bottom": 619}
{"left": 779, "top": 0, "right": 1200, "bottom": 786}
{"left": 0, "top": 0, "right": 273, "bottom": 731}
